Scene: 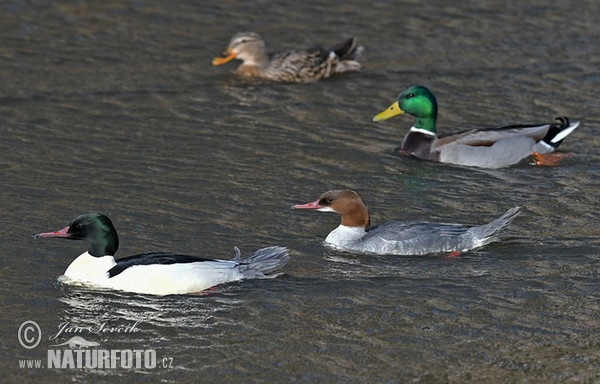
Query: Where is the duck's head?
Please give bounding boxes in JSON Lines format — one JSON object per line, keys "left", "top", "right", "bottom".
{"left": 34, "top": 213, "right": 119, "bottom": 257}
{"left": 212, "top": 32, "right": 267, "bottom": 66}
{"left": 293, "top": 190, "right": 370, "bottom": 228}
{"left": 373, "top": 85, "right": 438, "bottom": 133}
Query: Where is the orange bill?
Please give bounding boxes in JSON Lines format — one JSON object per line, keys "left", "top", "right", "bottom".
{"left": 212, "top": 51, "right": 237, "bottom": 66}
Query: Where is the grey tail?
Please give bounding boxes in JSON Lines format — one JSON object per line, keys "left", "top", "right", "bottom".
{"left": 542, "top": 116, "right": 580, "bottom": 149}
{"left": 331, "top": 37, "right": 363, "bottom": 61}
{"left": 469, "top": 206, "right": 521, "bottom": 245}
{"left": 234, "top": 246, "right": 289, "bottom": 276}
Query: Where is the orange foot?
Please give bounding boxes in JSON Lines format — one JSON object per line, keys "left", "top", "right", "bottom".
{"left": 531, "top": 152, "right": 572, "bottom": 166}
{"left": 445, "top": 251, "right": 461, "bottom": 259}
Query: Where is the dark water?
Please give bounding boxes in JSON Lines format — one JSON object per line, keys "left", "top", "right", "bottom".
{"left": 2, "top": 0, "right": 599, "bottom": 382}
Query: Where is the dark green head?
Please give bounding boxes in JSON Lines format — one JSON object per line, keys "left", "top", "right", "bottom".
{"left": 373, "top": 85, "right": 438, "bottom": 133}
{"left": 35, "top": 213, "right": 119, "bottom": 257}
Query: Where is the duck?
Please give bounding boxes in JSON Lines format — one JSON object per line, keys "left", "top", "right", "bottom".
{"left": 293, "top": 190, "right": 520, "bottom": 256}
{"left": 372, "top": 85, "right": 580, "bottom": 168}
{"left": 34, "top": 213, "right": 289, "bottom": 296}
{"left": 212, "top": 32, "right": 362, "bottom": 83}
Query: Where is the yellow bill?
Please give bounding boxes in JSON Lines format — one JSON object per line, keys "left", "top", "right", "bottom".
{"left": 372, "top": 101, "right": 404, "bottom": 122}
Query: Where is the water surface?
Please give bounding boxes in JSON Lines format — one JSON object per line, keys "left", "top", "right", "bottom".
{"left": 1, "top": 1, "right": 599, "bottom": 382}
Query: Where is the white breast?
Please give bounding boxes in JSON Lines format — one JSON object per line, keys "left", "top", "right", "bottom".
{"left": 63, "top": 252, "right": 115, "bottom": 284}
{"left": 324, "top": 225, "right": 367, "bottom": 249}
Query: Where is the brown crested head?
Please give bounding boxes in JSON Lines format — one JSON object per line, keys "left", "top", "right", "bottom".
{"left": 294, "top": 189, "right": 370, "bottom": 228}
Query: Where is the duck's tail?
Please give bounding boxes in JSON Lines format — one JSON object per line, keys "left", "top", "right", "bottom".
{"left": 331, "top": 37, "right": 362, "bottom": 60}
{"left": 234, "top": 246, "right": 289, "bottom": 277}
{"left": 468, "top": 206, "right": 521, "bottom": 247}
{"left": 539, "top": 116, "right": 580, "bottom": 152}
{"left": 330, "top": 37, "right": 363, "bottom": 74}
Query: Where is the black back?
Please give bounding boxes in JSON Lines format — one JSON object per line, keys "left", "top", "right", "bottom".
{"left": 108, "top": 252, "right": 217, "bottom": 278}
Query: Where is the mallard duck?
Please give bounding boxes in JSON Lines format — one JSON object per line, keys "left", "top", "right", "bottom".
{"left": 212, "top": 32, "right": 362, "bottom": 83}
{"left": 372, "top": 85, "right": 580, "bottom": 168}
{"left": 293, "top": 189, "right": 520, "bottom": 256}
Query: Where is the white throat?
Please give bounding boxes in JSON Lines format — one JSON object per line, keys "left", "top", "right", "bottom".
{"left": 63, "top": 251, "right": 116, "bottom": 284}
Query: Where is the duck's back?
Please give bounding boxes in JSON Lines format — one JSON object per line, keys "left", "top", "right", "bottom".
{"left": 264, "top": 49, "right": 333, "bottom": 82}
{"left": 356, "top": 221, "right": 474, "bottom": 255}
{"left": 261, "top": 37, "right": 361, "bottom": 82}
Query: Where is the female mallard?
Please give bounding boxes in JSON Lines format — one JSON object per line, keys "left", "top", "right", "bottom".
{"left": 372, "top": 85, "right": 580, "bottom": 168}
{"left": 212, "top": 32, "right": 362, "bottom": 83}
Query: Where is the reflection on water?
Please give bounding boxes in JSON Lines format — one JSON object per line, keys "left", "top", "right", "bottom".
{"left": 2, "top": 0, "right": 599, "bottom": 382}
{"left": 57, "top": 289, "right": 219, "bottom": 329}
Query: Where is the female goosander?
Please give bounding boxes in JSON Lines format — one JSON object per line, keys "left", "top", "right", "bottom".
{"left": 294, "top": 190, "right": 520, "bottom": 256}
{"left": 212, "top": 32, "right": 362, "bottom": 83}
{"left": 372, "top": 85, "right": 580, "bottom": 168}
{"left": 34, "top": 213, "right": 289, "bottom": 296}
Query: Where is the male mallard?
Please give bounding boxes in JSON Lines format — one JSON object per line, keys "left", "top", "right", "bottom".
{"left": 372, "top": 85, "right": 580, "bottom": 168}
{"left": 212, "top": 32, "right": 362, "bottom": 83}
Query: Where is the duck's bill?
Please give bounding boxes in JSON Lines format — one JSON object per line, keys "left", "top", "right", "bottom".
{"left": 34, "top": 226, "right": 70, "bottom": 239}
{"left": 293, "top": 199, "right": 323, "bottom": 210}
{"left": 212, "top": 51, "right": 237, "bottom": 65}
{"left": 372, "top": 101, "right": 404, "bottom": 122}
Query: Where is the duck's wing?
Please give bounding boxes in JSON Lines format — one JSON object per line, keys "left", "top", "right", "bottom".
{"left": 433, "top": 118, "right": 578, "bottom": 168}
{"left": 437, "top": 116, "right": 578, "bottom": 147}
{"left": 436, "top": 123, "right": 551, "bottom": 147}
{"left": 109, "top": 252, "right": 225, "bottom": 278}
{"left": 265, "top": 49, "right": 332, "bottom": 82}
{"left": 365, "top": 221, "right": 471, "bottom": 239}
{"left": 266, "top": 38, "right": 361, "bottom": 82}
{"left": 361, "top": 221, "right": 472, "bottom": 255}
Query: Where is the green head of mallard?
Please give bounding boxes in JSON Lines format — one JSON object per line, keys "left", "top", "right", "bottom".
{"left": 373, "top": 85, "right": 438, "bottom": 133}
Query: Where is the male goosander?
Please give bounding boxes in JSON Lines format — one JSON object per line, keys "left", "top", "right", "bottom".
{"left": 372, "top": 85, "right": 580, "bottom": 168}
{"left": 294, "top": 190, "right": 520, "bottom": 256}
{"left": 212, "top": 32, "right": 362, "bottom": 83}
{"left": 34, "top": 213, "right": 289, "bottom": 296}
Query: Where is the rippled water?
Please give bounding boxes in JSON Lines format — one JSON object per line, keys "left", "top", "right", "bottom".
{"left": 2, "top": 0, "right": 599, "bottom": 382}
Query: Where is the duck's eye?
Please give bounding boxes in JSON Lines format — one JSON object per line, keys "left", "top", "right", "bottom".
{"left": 406, "top": 93, "right": 415, "bottom": 99}
{"left": 319, "top": 197, "right": 333, "bottom": 205}
{"left": 75, "top": 222, "right": 84, "bottom": 230}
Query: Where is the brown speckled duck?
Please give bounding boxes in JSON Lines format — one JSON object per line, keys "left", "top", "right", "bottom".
{"left": 212, "top": 32, "right": 362, "bottom": 83}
